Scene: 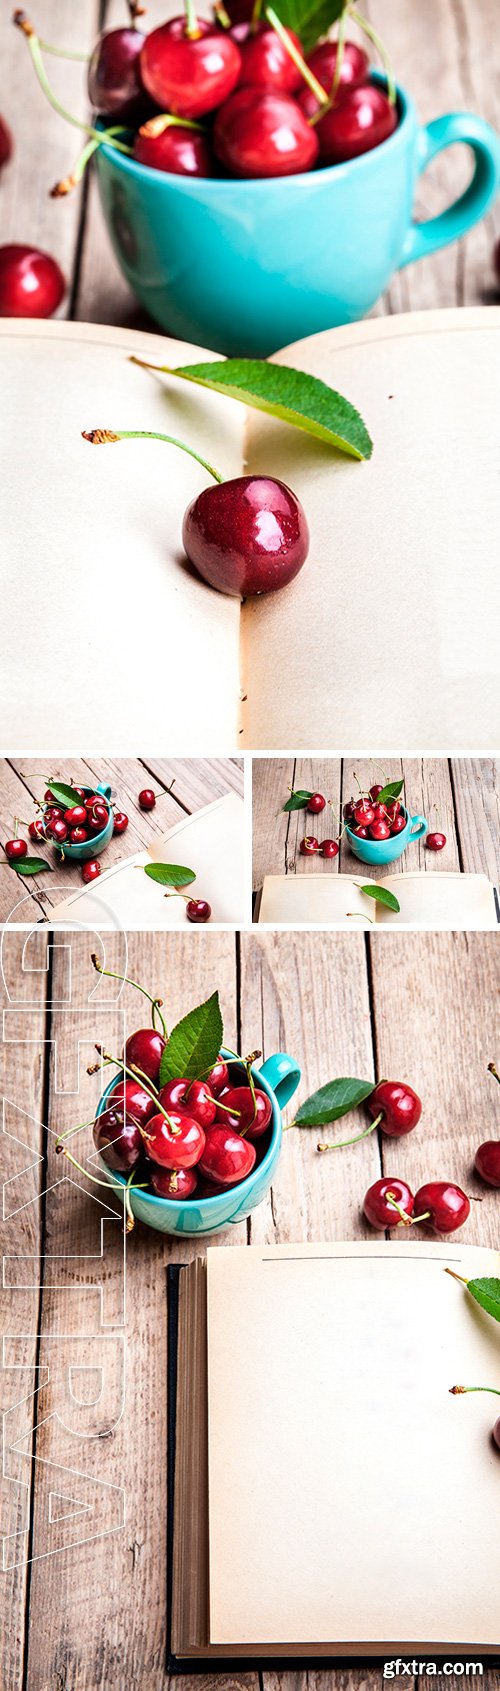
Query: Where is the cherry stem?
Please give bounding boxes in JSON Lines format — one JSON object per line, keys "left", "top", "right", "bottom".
{"left": 37, "top": 35, "right": 89, "bottom": 61}
{"left": 385, "top": 1192, "right": 412, "bottom": 1226}
{"left": 13, "top": 14, "right": 134, "bottom": 155}
{"left": 213, "top": 0, "right": 232, "bottom": 25}
{"left": 408, "top": 1210, "right": 431, "bottom": 1226}
{"left": 81, "top": 429, "right": 224, "bottom": 485}
{"left": 139, "top": 112, "right": 205, "bottom": 136}
{"left": 55, "top": 1114, "right": 98, "bottom": 1152}
{"left": 90, "top": 953, "right": 167, "bottom": 1037}
{"left": 349, "top": 6, "right": 396, "bottom": 104}
{"left": 445, "top": 1268, "right": 468, "bottom": 1286}
{"left": 330, "top": 1, "right": 347, "bottom": 101}
{"left": 265, "top": 6, "right": 328, "bottom": 107}
{"left": 93, "top": 1045, "right": 179, "bottom": 1133}
{"left": 449, "top": 1385, "right": 500, "bottom": 1397}
{"left": 316, "top": 1112, "right": 382, "bottom": 1153}
{"left": 57, "top": 1141, "right": 147, "bottom": 1205}
{"left": 51, "top": 128, "right": 129, "bottom": 197}
{"left": 488, "top": 1062, "right": 500, "bottom": 1087}
{"left": 184, "top": 0, "right": 202, "bottom": 41}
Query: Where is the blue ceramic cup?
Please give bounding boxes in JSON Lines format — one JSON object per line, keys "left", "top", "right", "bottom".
{"left": 95, "top": 1048, "right": 301, "bottom": 1235}
{"left": 346, "top": 805, "right": 427, "bottom": 866}
{"left": 43, "top": 781, "right": 114, "bottom": 863}
{"left": 95, "top": 78, "right": 500, "bottom": 355}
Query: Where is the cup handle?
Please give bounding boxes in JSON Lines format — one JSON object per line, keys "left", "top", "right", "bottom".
{"left": 409, "top": 814, "right": 428, "bottom": 840}
{"left": 400, "top": 112, "right": 500, "bottom": 266}
{"left": 97, "top": 782, "right": 112, "bottom": 802}
{"left": 258, "top": 1052, "right": 301, "bottom": 1110}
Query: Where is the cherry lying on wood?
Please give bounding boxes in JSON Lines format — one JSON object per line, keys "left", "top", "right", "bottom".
{"left": 368, "top": 1079, "right": 422, "bottom": 1135}
{"left": 474, "top": 1140, "right": 500, "bottom": 1187}
{"left": 413, "top": 1180, "right": 470, "bottom": 1234}
{"left": 363, "top": 1176, "right": 414, "bottom": 1229}
{"left": 0, "top": 244, "right": 65, "bottom": 318}
{"left": 4, "top": 838, "right": 27, "bottom": 861}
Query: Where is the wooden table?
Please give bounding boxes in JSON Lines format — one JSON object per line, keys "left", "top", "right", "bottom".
{"left": 0, "top": 757, "right": 243, "bottom": 922}
{"left": 252, "top": 757, "right": 500, "bottom": 892}
{"left": 1, "top": 928, "right": 499, "bottom": 1691}
{"left": 1, "top": 0, "right": 499, "bottom": 334}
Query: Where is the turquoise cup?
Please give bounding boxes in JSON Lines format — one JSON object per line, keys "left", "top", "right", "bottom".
{"left": 43, "top": 782, "right": 114, "bottom": 863}
{"left": 95, "top": 1048, "right": 301, "bottom": 1235}
{"left": 95, "top": 78, "right": 500, "bottom": 356}
{"left": 346, "top": 805, "right": 427, "bottom": 866}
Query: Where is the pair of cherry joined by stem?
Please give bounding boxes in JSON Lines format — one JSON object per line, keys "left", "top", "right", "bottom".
{"left": 363, "top": 1177, "right": 470, "bottom": 1234}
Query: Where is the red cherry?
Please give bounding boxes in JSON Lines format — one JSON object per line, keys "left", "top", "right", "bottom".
{"left": 307, "top": 793, "right": 326, "bottom": 814}
{"left": 369, "top": 784, "right": 384, "bottom": 801}
{"left": 474, "top": 1140, "right": 500, "bottom": 1187}
{"left": 50, "top": 819, "right": 69, "bottom": 844}
{"left": 69, "top": 826, "right": 88, "bottom": 844}
{"left": 84, "top": 794, "right": 101, "bottom": 809}
{"left": 368, "top": 1080, "right": 422, "bottom": 1136}
{"left": 183, "top": 474, "right": 309, "bottom": 596}
{"left": 198, "top": 1124, "right": 256, "bottom": 1184}
{"left": 390, "top": 814, "right": 407, "bottom": 836}
{"left": 305, "top": 39, "right": 369, "bottom": 96}
{"left": 0, "top": 245, "right": 65, "bottom": 318}
{"left": 237, "top": 22, "right": 303, "bottom": 94}
{"left": 426, "top": 832, "right": 446, "bottom": 852}
{"left": 186, "top": 899, "right": 212, "bottom": 923}
{"left": 216, "top": 1083, "right": 272, "bottom": 1139}
{"left": 371, "top": 803, "right": 388, "bottom": 821}
{"left": 0, "top": 116, "right": 13, "bottom": 168}
{"left": 343, "top": 801, "right": 355, "bottom": 821}
{"left": 214, "top": 88, "right": 319, "bottom": 178}
{"left": 28, "top": 818, "right": 45, "bottom": 842}
{"left": 353, "top": 801, "right": 375, "bottom": 826}
{"left": 385, "top": 799, "right": 401, "bottom": 822}
{"left": 493, "top": 1417, "right": 500, "bottom": 1452}
{"left": 150, "top": 1164, "right": 198, "bottom": 1198}
{"left": 369, "top": 819, "right": 390, "bottom": 840}
{"left": 81, "top": 860, "right": 101, "bottom": 883}
{"left": 159, "top": 1077, "right": 216, "bottom": 1128}
{"left": 64, "top": 805, "right": 88, "bottom": 826}
{"left": 363, "top": 1177, "right": 414, "bottom": 1230}
{"left": 72, "top": 787, "right": 86, "bottom": 799}
{"left": 134, "top": 120, "right": 215, "bottom": 177}
{"left": 300, "top": 835, "right": 319, "bottom": 855}
{"left": 301, "top": 83, "right": 398, "bottom": 165}
{"left": 44, "top": 788, "right": 56, "bottom": 802}
{"left": 138, "top": 788, "right": 156, "bottom": 811}
{"left": 413, "top": 1181, "right": 470, "bottom": 1234}
{"left": 108, "top": 1076, "right": 157, "bottom": 1128}
{"left": 43, "top": 806, "right": 63, "bottom": 824}
{"left": 141, "top": 20, "right": 241, "bottom": 119}
{"left": 93, "top": 1103, "right": 143, "bottom": 1173}
{"left": 205, "top": 1058, "right": 229, "bottom": 1095}
{"left": 124, "top": 1026, "right": 166, "bottom": 1084}
{"left": 113, "top": 811, "right": 129, "bottom": 833}
{"left": 353, "top": 825, "right": 368, "bottom": 838}
{"left": 88, "top": 26, "right": 147, "bottom": 121}
{"left": 144, "top": 1110, "right": 205, "bottom": 1169}
{"left": 4, "top": 838, "right": 27, "bottom": 861}
{"left": 320, "top": 839, "right": 339, "bottom": 858}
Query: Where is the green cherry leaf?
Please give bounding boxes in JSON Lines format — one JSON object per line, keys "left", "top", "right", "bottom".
{"left": 270, "top": 0, "right": 344, "bottom": 53}
{"left": 46, "top": 780, "right": 83, "bottom": 808}
{"left": 159, "top": 991, "right": 224, "bottom": 1086}
{"left": 11, "top": 857, "right": 52, "bottom": 876}
{"left": 294, "top": 1076, "right": 375, "bottom": 1128}
{"left": 376, "top": 780, "right": 405, "bottom": 804}
{"left": 466, "top": 1277, "right": 500, "bottom": 1324}
{"left": 144, "top": 863, "right": 196, "bottom": 888}
{"left": 282, "top": 790, "right": 313, "bottom": 812}
{"left": 151, "top": 358, "right": 373, "bottom": 461}
{"left": 360, "top": 885, "right": 401, "bottom": 913}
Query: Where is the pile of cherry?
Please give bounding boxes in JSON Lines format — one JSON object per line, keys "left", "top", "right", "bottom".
{"left": 298, "top": 782, "right": 446, "bottom": 855}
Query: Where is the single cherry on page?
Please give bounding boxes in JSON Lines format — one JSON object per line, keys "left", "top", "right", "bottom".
{"left": 4, "top": 838, "right": 27, "bottom": 861}
{"left": 159, "top": 1077, "right": 216, "bottom": 1128}
{"left": 151, "top": 1164, "right": 198, "bottom": 1199}
{"left": 307, "top": 793, "right": 326, "bottom": 814}
{"left": 216, "top": 1084, "right": 272, "bottom": 1139}
{"left": 198, "top": 1124, "right": 256, "bottom": 1184}
{"left": 0, "top": 245, "right": 65, "bottom": 318}
{"left": 88, "top": 27, "right": 147, "bottom": 120}
{"left": 138, "top": 789, "right": 156, "bottom": 811}
{"left": 474, "top": 1140, "right": 500, "bottom": 1187}
{"left": 426, "top": 832, "right": 446, "bottom": 851}
{"left": 300, "top": 83, "right": 398, "bottom": 166}
{"left": 183, "top": 474, "right": 310, "bottom": 596}
{"left": 300, "top": 836, "right": 319, "bottom": 855}
{"left": 81, "top": 860, "right": 101, "bottom": 883}
{"left": 368, "top": 1080, "right": 422, "bottom": 1135}
{"left": 113, "top": 811, "right": 129, "bottom": 833}
{"left": 134, "top": 119, "right": 216, "bottom": 177}
{"left": 321, "top": 839, "right": 339, "bottom": 858}
{"left": 124, "top": 1026, "right": 166, "bottom": 1084}
{"left": 93, "top": 1104, "right": 144, "bottom": 1173}
{"left": 140, "top": 19, "right": 242, "bottom": 119}
{"left": 237, "top": 23, "right": 304, "bottom": 94}
{"left": 213, "top": 88, "right": 319, "bottom": 178}
{"left": 413, "top": 1180, "right": 470, "bottom": 1234}
{"left": 363, "top": 1177, "right": 414, "bottom": 1230}
{"left": 186, "top": 899, "right": 212, "bottom": 923}
{"left": 143, "top": 1109, "right": 205, "bottom": 1169}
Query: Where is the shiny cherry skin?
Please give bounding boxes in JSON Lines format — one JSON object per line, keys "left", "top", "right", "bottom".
{"left": 390, "top": 814, "right": 407, "bottom": 836}
{"left": 363, "top": 1176, "right": 414, "bottom": 1230}
{"left": 186, "top": 899, "right": 212, "bottom": 923}
{"left": 368, "top": 1079, "right": 422, "bottom": 1135}
{"left": 70, "top": 826, "right": 88, "bottom": 844}
{"left": 89, "top": 801, "right": 109, "bottom": 828}
{"left": 0, "top": 116, "right": 13, "bottom": 168}
{"left": 493, "top": 1417, "right": 500, "bottom": 1452}
{"left": 50, "top": 819, "right": 69, "bottom": 844}
{"left": 84, "top": 794, "right": 101, "bottom": 809}
{"left": 371, "top": 803, "right": 388, "bottom": 821}
{"left": 307, "top": 793, "right": 326, "bottom": 814}
{"left": 353, "top": 824, "right": 368, "bottom": 838}
{"left": 124, "top": 1026, "right": 166, "bottom": 1084}
{"left": 159, "top": 1077, "right": 216, "bottom": 1128}
{"left": 198, "top": 1124, "right": 256, "bottom": 1184}
{"left": 413, "top": 1180, "right": 470, "bottom": 1234}
{"left": 305, "top": 39, "right": 369, "bottom": 96}
{"left": 28, "top": 818, "right": 45, "bottom": 842}
{"left": 237, "top": 22, "right": 303, "bottom": 94}
{"left": 301, "top": 83, "right": 398, "bottom": 166}
{"left": 108, "top": 1076, "right": 157, "bottom": 1128}
{"left": 214, "top": 88, "right": 319, "bottom": 177}
{"left": 385, "top": 799, "right": 401, "bottom": 822}
{"left": 88, "top": 27, "right": 147, "bottom": 120}
{"left": 426, "top": 832, "right": 446, "bottom": 851}
{"left": 72, "top": 787, "right": 86, "bottom": 800}
{"left": 369, "top": 783, "right": 384, "bottom": 802}
{"left": 134, "top": 120, "right": 215, "bottom": 177}
{"left": 300, "top": 835, "right": 319, "bottom": 855}
{"left": 474, "top": 1140, "right": 500, "bottom": 1187}
{"left": 216, "top": 1083, "right": 272, "bottom": 1139}
{"left": 4, "top": 838, "right": 27, "bottom": 861}
{"left": 369, "top": 819, "right": 390, "bottom": 840}
{"left": 93, "top": 1103, "right": 143, "bottom": 1173}
{"left": 0, "top": 245, "right": 65, "bottom": 318}
{"left": 138, "top": 788, "right": 156, "bottom": 811}
{"left": 141, "top": 20, "right": 241, "bottom": 120}
{"left": 150, "top": 1164, "right": 198, "bottom": 1198}
{"left": 343, "top": 800, "right": 355, "bottom": 822}
{"left": 353, "top": 801, "right": 375, "bottom": 826}
{"left": 81, "top": 860, "right": 101, "bottom": 883}
{"left": 183, "top": 475, "right": 309, "bottom": 596}
{"left": 205, "top": 1058, "right": 229, "bottom": 1095}
{"left": 43, "top": 806, "right": 63, "bottom": 823}
{"left": 64, "top": 805, "right": 88, "bottom": 827}
{"left": 321, "top": 839, "right": 339, "bottom": 858}
{"left": 113, "top": 811, "right": 129, "bottom": 833}
{"left": 144, "top": 1109, "right": 205, "bottom": 1169}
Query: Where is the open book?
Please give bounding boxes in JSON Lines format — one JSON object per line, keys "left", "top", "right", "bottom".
{"left": 47, "top": 794, "right": 244, "bottom": 927}
{"left": 257, "top": 871, "right": 499, "bottom": 928}
{"left": 170, "top": 1241, "right": 500, "bottom": 1664}
{"left": 1, "top": 309, "right": 499, "bottom": 751}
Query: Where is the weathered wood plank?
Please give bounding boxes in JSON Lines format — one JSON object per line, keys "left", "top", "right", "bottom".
{"left": 144, "top": 756, "right": 245, "bottom": 808}
{"left": 451, "top": 756, "right": 500, "bottom": 881}
{"left": 252, "top": 757, "right": 295, "bottom": 889}
{"left": 284, "top": 759, "right": 343, "bottom": 875}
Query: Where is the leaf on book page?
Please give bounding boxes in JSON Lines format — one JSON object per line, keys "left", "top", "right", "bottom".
{"left": 46, "top": 780, "right": 83, "bottom": 808}
{"left": 268, "top": 0, "right": 344, "bottom": 57}
{"left": 466, "top": 1277, "right": 500, "bottom": 1324}
{"left": 11, "top": 857, "right": 52, "bottom": 876}
{"left": 139, "top": 358, "right": 373, "bottom": 461}
{"left": 360, "top": 885, "right": 400, "bottom": 913}
{"left": 144, "top": 863, "right": 196, "bottom": 888}
{"left": 159, "top": 991, "right": 224, "bottom": 1085}
{"left": 294, "top": 1076, "right": 375, "bottom": 1127}
{"left": 376, "top": 779, "right": 405, "bottom": 804}
{"left": 282, "top": 790, "right": 313, "bottom": 812}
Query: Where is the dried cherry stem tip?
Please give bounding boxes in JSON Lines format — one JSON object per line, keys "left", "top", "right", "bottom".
{"left": 449, "top": 1385, "right": 500, "bottom": 1397}
{"left": 82, "top": 430, "right": 224, "bottom": 485}
{"left": 488, "top": 1063, "right": 500, "bottom": 1085}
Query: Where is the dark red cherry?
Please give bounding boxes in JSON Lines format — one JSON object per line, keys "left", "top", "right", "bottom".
{"left": 369, "top": 783, "right": 384, "bottom": 801}
{"left": 144, "top": 1109, "right": 205, "bottom": 1169}
{"left": 81, "top": 860, "right": 101, "bottom": 883}
{"left": 300, "top": 835, "right": 319, "bottom": 855}
{"left": 182, "top": 475, "right": 309, "bottom": 596}
{"left": 343, "top": 800, "right": 355, "bottom": 821}
{"left": 363, "top": 1176, "right": 414, "bottom": 1230}
{"left": 84, "top": 793, "right": 101, "bottom": 809}
{"left": 305, "top": 39, "right": 369, "bottom": 96}
{"left": 369, "top": 819, "right": 390, "bottom": 840}
{"left": 150, "top": 1164, "right": 198, "bottom": 1198}
{"left": 124, "top": 1026, "right": 166, "bottom": 1083}
{"left": 413, "top": 1180, "right": 470, "bottom": 1234}
{"left": 72, "top": 786, "right": 86, "bottom": 800}
{"left": 353, "top": 802, "right": 375, "bottom": 826}
{"left": 44, "top": 788, "right": 56, "bottom": 802}
{"left": 28, "top": 818, "right": 45, "bottom": 842}
{"left": 4, "top": 838, "right": 27, "bottom": 861}
{"left": 88, "top": 27, "right": 147, "bottom": 121}
{"left": 385, "top": 800, "right": 401, "bottom": 822}
{"left": 368, "top": 1080, "right": 422, "bottom": 1136}
{"left": 320, "top": 838, "right": 339, "bottom": 858}
{"left": 64, "top": 805, "right": 88, "bottom": 827}
{"left": 113, "top": 811, "right": 129, "bottom": 833}
{"left": 44, "top": 805, "right": 63, "bottom": 824}
{"left": 49, "top": 819, "right": 69, "bottom": 844}
{"left": 390, "top": 814, "right": 407, "bottom": 835}
{"left": 90, "top": 801, "right": 109, "bottom": 826}
{"left": 141, "top": 19, "right": 241, "bottom": 120}
{"left": 159, "top": 1077, "right": 216, "bottom": 1127}
{"left": 0, "top": 116, "right": 13, "bottom": 168}
{"left": 237, "top": 22, "right": 303, "bottom": 94}
{"left": 69, "top": 826, "right": 88, "bottom": 844}
{"left": 205, "top": 1058, "right": 229, "bottom": 1094}
{"left": 214, "top": 88, "right": 319, "bottom": 177}
{"left": 474, "top": 1140, "right": 500, "bottom": 1187}
{"left": 300, "top": 83, "right": 398, "bottom": 165}
{"left": 426, "top": 832, "right": 446, "bottom": 851}
{"left": 307, "top": 793, "right": 326, "bottom": 814}
{"left": 138, "top": 788, "right": 156, "bottom": 811}
{"left": 198, "top": 1124, "right": 256, "bottom": 1184}
{"left": 371, "top": 803, "right": 388, "bottom": 821}
{"left": 108, "top": 1076, "right": 157, "bottom": 1128}
{"left": 133, "top": 118, "right": 216, "bottom": 177}
{"left": 93, "top": 1103, "right": 143, "bottom": 1172}
{"left": 0, "top": 244, "right": 65, "bottom": 318}
{"left": 353, "top": 825, "right": 368, "bottom": 838}
{"left": 215, "top": 1083, "right": 272, "bottom": 1139}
